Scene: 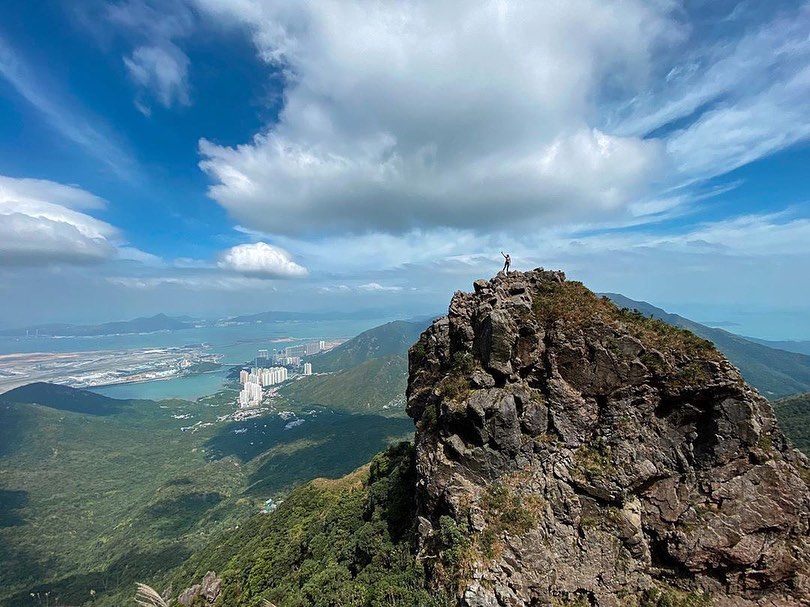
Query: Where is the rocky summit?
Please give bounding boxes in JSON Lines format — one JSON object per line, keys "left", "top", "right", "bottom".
{"left": 407, "top": 269, "right": 810, "bottom": 606}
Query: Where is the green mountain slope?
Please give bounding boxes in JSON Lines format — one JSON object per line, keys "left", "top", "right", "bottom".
{"left": 0, "top": 384, "right": 412, "bottom": 607}
{"left": 0, "top": 382, "right": 133, "bottom": 415}
{"left": 309, "top": 320, "right": 427, "bottom": 372}
{"left": 279, "top": 355, "right": 408, "bottom": 416}
{"left": 773, "top": 393, "right": 810, "bottom": 454}
{"left": 605, "top": 293, "right": 810, "bottom": 398}
{"left": 168, "top": 443, "right": 447, "bottom": 607}
{"left": 745, "top": 338, "right": 810, "bottom": 356}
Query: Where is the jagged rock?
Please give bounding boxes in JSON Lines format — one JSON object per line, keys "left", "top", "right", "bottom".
{"left": 407, "top": 269, "right": 810, "bottom": 606}
{"left": 178, "top": 571, "right": 221, "bottom": 605}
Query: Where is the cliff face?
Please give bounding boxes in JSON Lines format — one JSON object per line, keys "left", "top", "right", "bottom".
{"left": 407, "top": 269, "right": 810, "bottom": 606}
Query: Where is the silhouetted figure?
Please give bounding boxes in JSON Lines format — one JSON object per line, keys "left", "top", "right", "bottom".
{"left": 501, "top": 252, "right": 511, "bottom": 275}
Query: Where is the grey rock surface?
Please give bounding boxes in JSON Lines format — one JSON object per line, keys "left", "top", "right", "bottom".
{"left": 177, "top": 570, "right": 221, "bottom": 605}
{"left": 407, "top": 269, "right": 810, "bottom": 606}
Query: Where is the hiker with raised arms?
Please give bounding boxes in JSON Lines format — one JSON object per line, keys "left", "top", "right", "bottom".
{"left": 501, "top": 252, "right": 511, "bottom": 275}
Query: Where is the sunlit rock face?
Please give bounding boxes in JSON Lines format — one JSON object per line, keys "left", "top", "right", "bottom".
{"left": 407, "top": 268, "right": 810, "bottom": 607}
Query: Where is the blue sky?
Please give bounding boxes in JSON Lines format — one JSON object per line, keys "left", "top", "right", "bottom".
{"left": 1, "top": 0, "right": 809, "bottom": 339}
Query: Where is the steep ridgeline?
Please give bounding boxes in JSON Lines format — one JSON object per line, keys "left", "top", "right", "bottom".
{"left": 309, "top": 320, "right": 428, "bottom": 372}
{"left": 605, "top": 294, "right": 810, "bottom": 399}
{"left": 407, "top": 269, "right": 810, "bottom": 606}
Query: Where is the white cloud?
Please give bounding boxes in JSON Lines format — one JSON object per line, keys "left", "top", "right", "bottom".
{"left": 107, "top": 274, "right": 277, "bottom": 291}
{"left": 0, "top": 176, "right": 119, "bottom": 266}
{"left": 124, "top": 44, "right": 190, "bottom": 109}
{"left": 317, "top": 284, "right": 351, "bottom": 294}
{"left": 357, "top": 282, "right": 403, "bottom": 292}
{"left": 317, "top": 282, "right": 402, "bottom": 294}
{"left": 609, "top": 4, "right": 810, "bottom": 182}
{"left": 107, "top": 0, "right": 194, "bottom": 111}
{"left": 192, "top": 1, "right": 810, "bottom": 239}
{"left": 195, "top": 0, "right": 673, "bottom": 235}
{"left": 217, "top": 242, "right": 308, "bottom": 278}
{"left": 0, "top": 176, "right": 105, "bottom": 210}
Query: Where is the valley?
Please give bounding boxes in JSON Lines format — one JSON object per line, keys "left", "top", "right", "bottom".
{"left": 0, "top": 382, "right": 412, "bottom": 606}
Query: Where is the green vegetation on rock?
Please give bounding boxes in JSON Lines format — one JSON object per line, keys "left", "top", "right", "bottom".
{"left": 534, "top": 282, "right": 718, "bottom": 359}
{"left": 606, "top": 293, "right": 810, "bottom": 399}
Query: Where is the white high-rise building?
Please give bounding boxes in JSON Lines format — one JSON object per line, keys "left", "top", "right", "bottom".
{"left": 284, "top": 344, "right": 308, "bottom": 357}
{"left": 256, "top": 366, "right": 288, "bottom": 387}
{"left": 238, "top": 381, "right": 263, "bottom": 408}
{"left": 276, "top": 356, "right": 300, "bottom": 366}
{"left": 303, "top": 362, "right": 312, "bottom": 375}
{"left": 239, "top": 370, "right": 249, "bottom": 384}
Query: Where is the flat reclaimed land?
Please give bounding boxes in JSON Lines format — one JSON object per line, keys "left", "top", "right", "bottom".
{"left": 0, "top": 346, "right": 218, "bottom": 394}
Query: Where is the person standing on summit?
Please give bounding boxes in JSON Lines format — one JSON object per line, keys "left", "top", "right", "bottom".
{"left": 501, "top": 252, "right": 511, "bottom": 275}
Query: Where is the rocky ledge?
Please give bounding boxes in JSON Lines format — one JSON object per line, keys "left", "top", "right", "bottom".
{"left": 407, "top": 269, "right": 810, "bottom": 606}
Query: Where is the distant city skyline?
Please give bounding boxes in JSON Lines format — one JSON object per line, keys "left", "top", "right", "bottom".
{"left": 1, "top": 1, "right": 809, "bottom": 340}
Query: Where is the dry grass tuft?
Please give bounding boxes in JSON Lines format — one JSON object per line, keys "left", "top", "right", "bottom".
{"left": 135, "top": 583, "right": 169, "bottom": 607}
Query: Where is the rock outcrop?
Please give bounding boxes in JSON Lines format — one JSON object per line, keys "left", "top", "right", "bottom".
{"left": 178, "top": 571, "right": 222, "bottom": 605}
{"left": 407, "top": 269, "right": 810, "bottom": 606}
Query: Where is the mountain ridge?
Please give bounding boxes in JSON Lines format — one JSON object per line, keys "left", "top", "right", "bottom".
{"left": 307, "top": 320, "right": 428, "bottom": 372}
{"left": 0, "top": 382, "right": 135, "bottom": 415}
{"left": 0, "top": 313, "right": 189, "bottom": 338}
{"left": 604, "top": 292, "right": 810, "bottom": 398}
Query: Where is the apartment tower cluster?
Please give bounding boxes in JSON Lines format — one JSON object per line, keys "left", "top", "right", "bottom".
{"left": 238, "top": 365, "right": 289, "bottom": 408}
{"left": 235, "top": 339, "right": 341, "bottom": 409}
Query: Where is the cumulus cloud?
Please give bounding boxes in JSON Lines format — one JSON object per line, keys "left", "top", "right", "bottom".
{"left": 195, "top": 0, "right": 673, "bottom": 235}
{"left": 0, "top": 176, "right": 119, "bottom": 266}
{"left": 192, "top": 1, "right": 810, "bottom": 239}
{"left": 217, "top": 242, "right": 308, "bottom": 278}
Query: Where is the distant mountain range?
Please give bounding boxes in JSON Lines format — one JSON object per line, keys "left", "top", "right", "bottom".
{"left": 4, "top": 295, "right": 809, "bottom": 400}
{"left": 0, "top": 309, "right": 406, "bottom": 337}
{"left": 605, "top": 293, "right": 810, "bottom": 399}
{"left": 743, "top": 337, "right": 810, "bottom": 356}
{"left": 0, "top": 313, "right": 189, "bottom": 337}
{"left": 225, "top": 309, "right": 394, "bottom": 324}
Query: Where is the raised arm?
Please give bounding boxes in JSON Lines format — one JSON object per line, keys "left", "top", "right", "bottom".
{"left": 501, "top": 251, "right": 506, "bottom": 259}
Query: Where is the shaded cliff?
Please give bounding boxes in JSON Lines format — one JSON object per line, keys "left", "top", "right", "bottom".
{"left": 407, "top": 269, "right": 810, "bottom": 606}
